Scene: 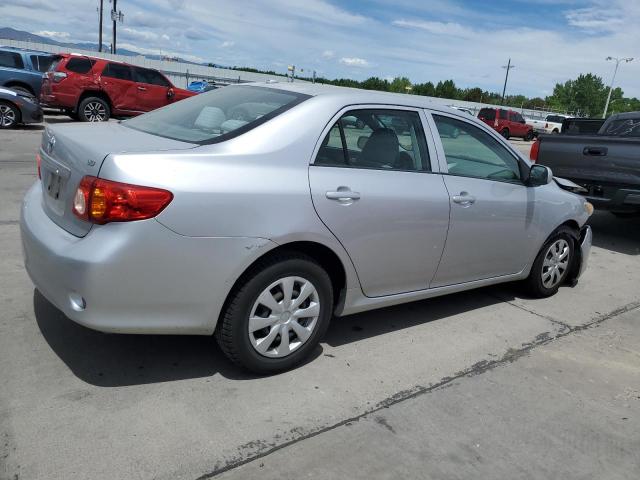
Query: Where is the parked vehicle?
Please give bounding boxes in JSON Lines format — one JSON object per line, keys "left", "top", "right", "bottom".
{"left": 0, "top": 46, "right": 54, "bottom": 97}
{"left": 478, "top": 107, "right": 534, "bottom": 140}
{"left": 40, "top": 54, "right": 196, "bottom": 121}
{"left": 561, "top": 117, "right": 605, "bottom": 135}
{"left": 0, "top": 86, "right": 43, "bottom": 128}
{"left": 525, "top": 116, "right": 547, "bottom": 136}
{"left": 544, "top": 114, "right": 568, "bottom": 134}
{"left": 450, "top": 106, "right": 474, "bottom": 116}
{"left": 531, "top": 111, "right": 640, "bottom": 216}
{"left": 21, "top": 83, "right": 592, "bottom": 373}
{"left": 187, "top": 80, "right": 220, "bottom": 93}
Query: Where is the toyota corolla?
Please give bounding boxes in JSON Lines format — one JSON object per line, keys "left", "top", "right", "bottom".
{"left": 21, "top": 83, "right": 592, "bottom": 373}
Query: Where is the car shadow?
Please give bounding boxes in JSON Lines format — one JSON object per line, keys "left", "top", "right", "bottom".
{"left": 588, "top": 210, "right": 640, "bottom": 256}
{"left": 34, "top": 290, "right": 324, "bottom": 386}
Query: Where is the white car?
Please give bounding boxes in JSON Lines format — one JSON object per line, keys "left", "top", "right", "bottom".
{"left": 544, "top": 114, "right": 569, "bottom": 134}
{"left": 525, "top": 116, "right": 547, "bottom": 135}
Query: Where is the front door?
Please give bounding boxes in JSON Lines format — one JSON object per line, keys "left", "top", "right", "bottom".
{"left": 132, "top": 67, "right": 171, "bottom": 112}
{"left": 309, "top": 107, "right": 450, "bottom": 297}
{"left": 100, "top": 62, "right": 138, "bottom": 113}
{"left": 429, "top": 112, "right": 537, "bottom": 287}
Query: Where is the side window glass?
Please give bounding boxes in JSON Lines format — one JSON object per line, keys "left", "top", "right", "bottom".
{"left": 65, "top": 57, "right": 93, "bottom": 74}
{"left": 315, "top": 122, "right": 347, "bottom": 166}
{"left": 433, "top": 115, "right": 522, "bottom": 182}
{"left": 134, "top": 68, "right": 171, "bottom": 87}
{"left": 314, "top": 109, "right": 430, "bottom": 171}
{"left": 102, "top": 63, "right": 132, "bottom": 81}
{"left": 30, "top": 55, "right": 54, "bottom": 72}
{"left": 0, "top": 52, "right": 24, "bottom": 69}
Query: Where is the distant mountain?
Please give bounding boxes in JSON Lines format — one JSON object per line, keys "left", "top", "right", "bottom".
{"left": 0, "top": 27, "right": 199, "bottom": 63}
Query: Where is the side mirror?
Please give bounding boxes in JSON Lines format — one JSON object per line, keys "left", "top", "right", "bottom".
{"left": 528, "top": 164, "right": 553, "bottom": 186}
{"left": 167, "top": 88, "right": 175, "bottom": 99}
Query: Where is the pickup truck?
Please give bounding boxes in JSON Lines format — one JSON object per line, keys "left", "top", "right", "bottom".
{"left": 531, "top": 111, "right": 640, "bottom": 216}
{"left": 525, "top": 116, "right": 547, "bottom": 135}
{"left": 0, "top": 47, "right": 54, "bottom": 97}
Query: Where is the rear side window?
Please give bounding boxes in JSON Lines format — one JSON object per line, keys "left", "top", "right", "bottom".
{"left": 133, "top": 67, "right": 170, "bottom": 87}
{"left": 0, "top": 51, "right": 24, "bottom": 69}
{"left": 511, "top": 112, "right": 525, "bottom": 123}
{"left": 102, "top": 62, "right": 132, "bottom": 81}
{"left": 30, "top": 55, "right": 54, "bottom": 72}
{"left": 602, "top": 118, "right": 640, "bottom": 137}
{"left": 315, "top": 109, "right": 431, "bottom": 172}
{"left": 478, "top": 108, "right": 495, "bottom": 121}
{"left": 65, "top": 57, "right": 94, "bottom": 74}
{"left": 499, "top": 109, "right": 509, "bottom": 120}
{"left": 124, "top": 85, "right": 309, "bottom": 144}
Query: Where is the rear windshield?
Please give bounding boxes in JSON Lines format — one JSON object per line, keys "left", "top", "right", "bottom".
{"left": 601, "top": 118, "right": 640, "bottom": 137}
{"left": 124, "top": 85, "right": 310, "bottom": 144}
{"left": 478, "top": 108, "right": 495, "bottom": 120}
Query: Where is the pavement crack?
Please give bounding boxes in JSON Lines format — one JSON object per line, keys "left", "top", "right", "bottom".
{"left": 194, "top": 300, "right": 640, "bottom": 480}
{"left": 486, "top": 292, "right": 572, "bottom": 330}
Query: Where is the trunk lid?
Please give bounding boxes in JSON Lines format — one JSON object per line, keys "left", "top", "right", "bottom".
{"left": 39, "top": 121, "right": 196, "bottom": 237}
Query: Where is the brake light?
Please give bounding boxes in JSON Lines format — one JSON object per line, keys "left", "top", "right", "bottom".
{"left": 36, "top": 153, "right": 41, "bottom": 179}
{"left": 530, "top": 139, "right": 541, "bottom": 163}
{"left": 52, "top": 71, "right": 67, "bottom": 83}
{"left": 72, "top": 176, "right": 173, "bottom": 224}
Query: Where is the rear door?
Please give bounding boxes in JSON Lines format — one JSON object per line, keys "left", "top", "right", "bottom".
{"left": 309, "top": 106, "right": 450, "bottom": 297}
{"left": 510, "top": 111, "right": 528, "bottom": 137}
{"left": 428, "top": 112, "right": 537, "bottom": 287}
{"left": 99, "top": 62, "right": 138, "bottom": 113}
{"left": 132, "top": 67, "right": 171, "bottom": 111}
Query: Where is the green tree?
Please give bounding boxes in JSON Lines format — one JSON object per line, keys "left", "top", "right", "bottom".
{"left": 412, "top": 81, "right": 436, "bottom": 97}
{"left": 435, "top": 80, "right": 459, "bottom": 99}
{"left": 389, "top": 76, "right": 412, "bottom": 93}
{"left": 361, "top": 77, "right": 390, "bottom": 91}
{"left": 461, "top": 87, "right": 483, "bottom": 102}
{"left": 546, "top": 73, "right": 609, "bottom": 116}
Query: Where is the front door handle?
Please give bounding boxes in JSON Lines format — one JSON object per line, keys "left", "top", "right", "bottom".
{"left": 137, "top": 86, "right": 147, "bottom": 91}
{"left": 452, "top": 192, "right": 476, "bottom": 206}
{"left": 326, "top": 189, "right": 361, "bottom": 201}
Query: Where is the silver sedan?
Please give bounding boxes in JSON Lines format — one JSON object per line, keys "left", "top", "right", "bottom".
{"left": 21, "top": 83, "right": 593, "bottom": 373}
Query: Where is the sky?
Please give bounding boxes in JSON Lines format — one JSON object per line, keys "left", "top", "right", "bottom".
{"left": 1, "top": 0, "right": 639, "bottom": 98}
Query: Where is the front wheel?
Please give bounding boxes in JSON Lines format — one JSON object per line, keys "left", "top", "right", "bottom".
{"left": 0, "top": 101, "right": 20, "bottom": 129}
{"left": 501, "top": 128, "right": 510, "bottom": 139}
{"left": 78, "top": 97, "right": 110, "bottom": 122}
{"left": 216, "top": 253, "right": 333, "bottom": 373}
{"left": 524, "top": 228, "right": 575, "bottom": 297}
{"left": 524, "top": 131, "right": 534, "bottom": 141}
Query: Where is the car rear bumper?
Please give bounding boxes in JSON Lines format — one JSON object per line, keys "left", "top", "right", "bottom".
{"left": 20, "top": 182, "right": 275, "bottom": 335}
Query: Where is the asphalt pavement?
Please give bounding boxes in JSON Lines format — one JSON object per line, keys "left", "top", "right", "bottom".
{"left": 1, "top": 117, "right": 638, "bottom": 480}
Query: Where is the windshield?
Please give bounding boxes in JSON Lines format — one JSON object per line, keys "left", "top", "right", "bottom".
{"left": 124, "top": 85, "right": 310, "bottom": 144}
{"left": 602, "top": 118, "right": 640, "bottom": 137}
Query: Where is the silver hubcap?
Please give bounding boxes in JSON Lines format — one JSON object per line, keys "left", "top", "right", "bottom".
{"left": 0, "top": 105, "right": 16, "bottom": 127}
{"left": 541, "top": 239, "right": 570, "bottom": 288}
{"left": 248, "top": 276, "right": 320, "bottom": 358}
{"left": 84, "top": 102, "right": 107, "bottom": 122}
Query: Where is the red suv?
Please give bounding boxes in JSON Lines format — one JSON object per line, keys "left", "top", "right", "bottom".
{"left": 478, "top": 107, "right": 534, "bottom": 141}
{"left": 41, "top": 54, "right": 195, "bottom": 121}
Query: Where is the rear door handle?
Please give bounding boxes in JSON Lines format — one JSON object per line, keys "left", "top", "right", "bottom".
{"left": 326, "top": 189, "right": 361, "bottom": 201}
{"left": 452, "top": 192, "right": 476, "bottom": 205}
{"left": 583, "top": 146, "right": 607, "bottom": 156}
{"left": 137, "top": 86, "right": 147, "bottom": 91}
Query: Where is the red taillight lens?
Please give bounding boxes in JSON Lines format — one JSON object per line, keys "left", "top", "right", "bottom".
{"left": 36, "top": 153, "right": 42, "bottom": 179}
{"left": 530, "top": 139, "right": 541, "bottom": 163}
{"left": 72, "top": 176, "right": 173, "bottom": 224}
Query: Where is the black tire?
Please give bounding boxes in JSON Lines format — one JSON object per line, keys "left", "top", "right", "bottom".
{"left": 8, "top": 85, "right": 33, "bottom": 96}
{"left": 523, "top": 226, "right": 576, "bottom": 298}
{"left": 78, "top": 96, "right": 110, "bottom": 122}
{"left": 524, "top": 130, "right": 534, "bottom": 141}
{"left": 501, "top": 128, "right": 510, "bottom": 139}
{"left": 215, "top": 253, "right": 333, "bottom": 374}
{"left": 552, "top": 129, "right": 559, "bottom": 134}
{"left": 0, "top": 101, "right": 20, "bottom": 129}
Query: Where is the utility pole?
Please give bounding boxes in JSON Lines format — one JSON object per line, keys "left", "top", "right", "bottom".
{"left": 110, "top": 0, "right": 124, "bottom": 54}
{"left": 501, "top": 58, "right": 515, "bottom": 105}
{"left": 603, "top": 56, "right": 633, "bottom": 118}
{"left": 98, "top": 0, "right": 104, "bottom": 52}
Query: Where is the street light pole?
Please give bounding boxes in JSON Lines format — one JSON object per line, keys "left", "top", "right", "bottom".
{"left": 501, "top": 58, "right": 515, "bottom": 105}
{"left": 98, "top": 0, "right": 104, "bottom": 52}
{"left": 110, "top": 0, "right": 124, "bottom": 54}
{"left": 602, "top": 56, "right": 633, "bottom": 118}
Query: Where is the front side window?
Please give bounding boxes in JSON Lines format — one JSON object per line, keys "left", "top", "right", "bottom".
{"left": 479, "top": 108, "right": 496, "bottom": 121}
{"left": 433, "top": 115, "right": 522, "bottom": 182}
{"left": 133, "top": 67, "right": 170, "bottom": 87}
{"left": 124, "top": 85, "right": 309, "bottom": 144}
{"left": 0, "top": 52, "right": 24, "bottom": 69}
{"left": 315, "top": 109, "right": 430, "bottom": 172}
{"left": 102, "top": 62, "right": 132, "bottom": 81}
{"left": 65, "top": 57, "right": 94, "bottom": 74}
{"left": 511, "top": 112, "right": 525, "bottom": 123}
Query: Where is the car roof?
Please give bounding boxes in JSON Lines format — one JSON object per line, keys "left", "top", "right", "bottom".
{"left": 242, "top": 81, "right": 472, "bottom": 117}
{"left": 0, "top": 45, "right": 52, "bottom": 56}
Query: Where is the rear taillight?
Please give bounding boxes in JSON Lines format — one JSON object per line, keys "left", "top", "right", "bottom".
{"left": 72, "top": 176, "right": 173, "bottom": 224}
{"left": 52, "top": 71, "right": 67, "bottom": 83}
{"left": 530, "top": 139, "right": 541, "bottom": 163}
{"left": 545, "top": 123, "right": 548, "bottom": 128}
{"left": 36, "top": 153, "right": 41, "bottom": 179}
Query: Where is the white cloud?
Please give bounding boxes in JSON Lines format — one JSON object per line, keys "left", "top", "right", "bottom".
{"left": 221, "top": 40, "right": 235, "bottom": 48}
{"left": 322, "top": 50, "right": 335, "bottom": 59}
{"left": 392, "top": 19, "right": 471, "bottom": 37}
{"left": 340, "top": 57, "right": 370, "bottom": 67}
{"left": 35, "top": 30, "right": 70, "bottom": 40}
{"left": 565, "top": 7, "right": 624, "bottom": 32}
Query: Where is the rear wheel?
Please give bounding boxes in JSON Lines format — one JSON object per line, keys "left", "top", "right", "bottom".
{"left": 8, "top": 86, "right": 33, "bottom": 96}
{"left": 216, "top": 253, "right": 333, "bottom": 373}
{"left": 524, "top": 130, "right": 534, "bottom": 141}
{"left": 524, "top": 227, "right": 575, "bottom": 297}
{"left": 501, "top": 128, "right": 510, "bottom": 139}
{"left": 78, "top": 97, "right": 110, "bottom": 122}
{"left": 0, "top": 101, "right": 20, "bottom": 129}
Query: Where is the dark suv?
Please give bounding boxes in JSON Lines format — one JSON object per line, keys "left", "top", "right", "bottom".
{"left": 41, "top": 54, "right": 195, "bottom": 121}
{"left": 0, "top": 47, "right": 54, "bottom": 97}
{"left": 478, "top": 107, "right": 534, "bottom": 141}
